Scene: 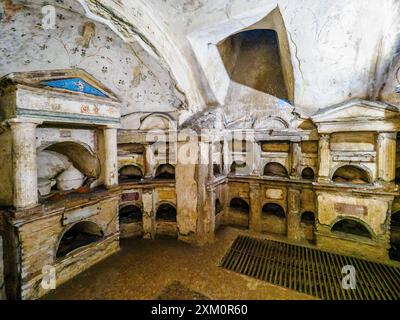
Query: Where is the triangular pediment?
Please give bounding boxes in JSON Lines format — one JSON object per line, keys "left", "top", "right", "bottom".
{"left": 0, "top": 69, "right": 119, "bottom": 101}
{"left": 312, "top": 100, "right": 399, "bottom": 123}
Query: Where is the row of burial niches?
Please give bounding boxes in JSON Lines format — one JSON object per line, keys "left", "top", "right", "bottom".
{"left": 117, "top": 142, "right": 176, "bottom": 184}
{"left": 37, "top": 126, "right": 105, "bottom": 201}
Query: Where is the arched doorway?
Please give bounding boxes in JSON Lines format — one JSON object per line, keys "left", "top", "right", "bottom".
{"left": 156, "top": 203, "right": 177, "bottom": 222}
{"left": 56, "top": 221, "right": 104, "bottom": 258}
{"left": 301, "top": 211, "right": 316, "bottom": 243}
{"left": 229, "top": 198, "right": 250, "bottom": 228}
{"left": 155, "top": 203, "right": 177, "bottom": 238}
{"left": 262, "top": 203, "right": 287, "bottom": 235}
{"left": 119, "top": 205, "right": 143, "bottom": 238}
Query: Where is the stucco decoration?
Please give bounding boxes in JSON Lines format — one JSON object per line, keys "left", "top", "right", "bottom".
{"left": 0, "top": 0, "right": 185, "bottom": 118}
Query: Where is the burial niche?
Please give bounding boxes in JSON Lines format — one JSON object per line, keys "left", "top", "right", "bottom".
{"left": 119, "top": 205, "right": 143, "bottom": 224}
{"left": 57, "top": 221, "right": 104, "bottom": 258}
{"left": 331, "top": 219, "right": 372, "bottom": 239}
{"left": 156, "top": 203, "right": 177, "bottom": 222}
{"left": 155, "top": 164, "right": 175, "bottom": 180}
{"left": 119, "top": 165, "right": 143, "bottom": 183}
{"left": 264, "top": 162, "right": 288, "bottom": 178}
{"left": 332, "top": 165, "right": 371, "bottom": 184}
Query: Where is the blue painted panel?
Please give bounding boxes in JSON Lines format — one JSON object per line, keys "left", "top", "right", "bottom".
{"left": 41, "top": 78, "right": 108, "bottom": 97}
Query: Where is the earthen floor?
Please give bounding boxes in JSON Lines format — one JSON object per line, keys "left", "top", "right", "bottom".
{"left": 43, "top": 227, "right": 315, "bottom": 300}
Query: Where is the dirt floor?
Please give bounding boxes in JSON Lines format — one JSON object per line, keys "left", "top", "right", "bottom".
{"left": 43, "top": 227, "right": 315, "bottom": 300}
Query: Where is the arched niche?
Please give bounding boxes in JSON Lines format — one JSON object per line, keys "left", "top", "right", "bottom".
{"left": 332, "top": 165, "right": 371, "bottom": 184}
{"left": 155, "top": 164, "right": 175, "bottom": 180}
{"left": 262, "top": 203, "right": 287, "bottom": 236}
{"left": 229, "top": 198, "right": 250, "bottom": 214}
{"left": 301, "top": 167, "right": 315, "bottom": 181}
{"left": 156, "top": 203, "right": 177, "bottom": 222}
{"left": 301, "top": 211, "right": 315, "bottom": 225}
{"left": 42, "top": 142, "right": 100, "bottom": 179}
{"left": 331, "top": 219, "right": 373, "bottom": 239}
{"left": 119, "top": 205, "right": 143, "bottom": 224}
{"left": 56, "top": 221, "right": 104, "bottom": 258}
{"left": 140, "top": 114, "right": 175, "bottom": 131}
{"left": 264, "top": 162, "right": 288, "bottom": 178}
{"left": 119, "top": 165, "right": 143, "bottom": 183}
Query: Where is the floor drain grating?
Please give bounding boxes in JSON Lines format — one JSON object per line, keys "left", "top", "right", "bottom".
{"left": 220, "top": 235, "right": 400, "bottom": 300}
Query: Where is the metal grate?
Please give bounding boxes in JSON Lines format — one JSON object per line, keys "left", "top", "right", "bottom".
{"left": 220, "top": 235, "right": 400, "bottom": 300}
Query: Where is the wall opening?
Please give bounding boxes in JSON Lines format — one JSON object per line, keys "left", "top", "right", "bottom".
{"left": 301, "top": 212, "right": 315, "bottom": 225}
{"left": 264, "top": 162, "right": 288, "bottom": 178}
{"left": 262, "top": 203, "right": 285, "bottom": 218}
{"left": 119, "top": 205, "right": 142, "bottom": 224}
{"left": 230, "top": 161, "right": 248, "bottom": 175}
{"left": 332, "top": 165, "right": 371, "bottom": 184}
{"left": 390, "top": 211, "right": 400, "bottom": 261}
{"left": 215, "top": 199, "right": 223, "bottom": 215}
{"left": 213, "top": 164, "right": 222, "bottom": 176}
{"left": 119, "top": 165, "right": 143, "bottom": 183}
{"left": 155, "top": 164, "right": 175, "bottom": 180}
{"left": 156, "top": 203, "right": 177, "bottom": 222}
{"left": 229, "top": 198, "right": 250, "bottom": 214}
{"left": 301, "top": 211, "right": 316, "bottom": 243}
{"left": 56, "top": 221, "right": 104, "bottom": 258}
{"left": 302, "top": 167, "right": 315, "bottom": 181}
{"left": 262, "top": 203, "right": 287, "bottom": 235}
{"left": 331, "top": 219, "right": 372, "bottom": 239}
{"left": 218, "top": 29, "right": 289, "bottom": 100}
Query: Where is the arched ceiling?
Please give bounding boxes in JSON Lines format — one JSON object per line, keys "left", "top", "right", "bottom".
{"left": 2, "top": 0, "right": 400, "bottom": 122}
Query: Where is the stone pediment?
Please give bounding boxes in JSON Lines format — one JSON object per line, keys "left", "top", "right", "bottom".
{"left": 312, "top": 100, "right": 399, "bottom": 122}
{"left": 311, "top": 100, "right": 400, "bottom": 133}
{"left": 0, "top": 69, "right": 120, "bottom": 126}
{"left": 0, "top": 69, "right": 119, "bottom": 101}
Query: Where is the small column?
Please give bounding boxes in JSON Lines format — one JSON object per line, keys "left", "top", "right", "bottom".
{"left": 318, "top": 134, "right": 331, "bottom": 183}
{"left": 249, "top": 183, "right": 262, "bottom": 232}
{"left": 10, "top": 120, "right": 40, "bottom": 209}
{"left": 290, "top": 141, "right": 301, "bottom": 179}
{"left": 287, "top": 187, "right": 301, "bottom": 241}
{"left": 142, "top": 190, "right": 155, "bottom": 240}
{"left": 203, "top": 186, "right": 216, "bottom": 242}
{"left": 103, "top": 127, "right": 118, "bottom": 187}
{"left": 223, "top": 137, "right": 230, "bottom": 175}
{"left": 377, "top": 132, "right": 397, "bottom": 185}
{"left": 208, "top": 140, "right": 213, "bottom": 181}
{"left": 251, "top": 139, "right": 262, "bottom": 176}
{"left": 144, "top": 144, "right": 155, "bottom": 178}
